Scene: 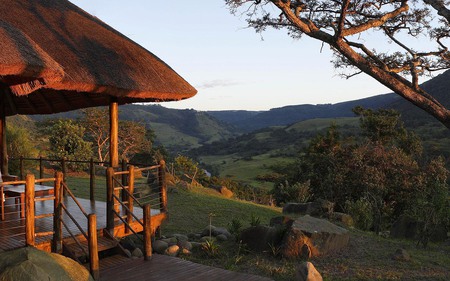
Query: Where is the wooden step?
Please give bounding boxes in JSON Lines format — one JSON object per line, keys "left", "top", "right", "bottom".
{"left": 64, "top": 236, "right": 118, "bottom": 260}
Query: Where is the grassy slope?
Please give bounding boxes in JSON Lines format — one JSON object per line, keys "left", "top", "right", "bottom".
{"left": 161, "top": 184, "right": 449, "bottom": 281}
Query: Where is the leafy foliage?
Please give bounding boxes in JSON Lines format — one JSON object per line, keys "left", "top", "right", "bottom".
{"left": 48, "top": 119, "right": 92, "bottom": 171}
{"left": 6, "top": 125, "right": 38, "bottom": 174}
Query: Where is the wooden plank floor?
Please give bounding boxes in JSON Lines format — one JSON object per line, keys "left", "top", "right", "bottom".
{"left": 100, "top": 254, "right": 274, "bottom": 281}
{"left": 0, "top": 195, "right": 159, "bottom": 251}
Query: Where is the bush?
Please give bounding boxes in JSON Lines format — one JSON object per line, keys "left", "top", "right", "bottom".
{"left": 345, "top": 198, "right": 373, "bottom": 231}
{"left": 271, "top": 180, "right": 312, "bottom": 206}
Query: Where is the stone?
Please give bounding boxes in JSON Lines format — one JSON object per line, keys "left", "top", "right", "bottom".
{"left": 216, "top": 234, "right": 228, "bottom": 241}
{"left": 132, "top": 248, "right": 143, "bottom": 258}
{"left": 213, "top": 227, "right": 232, "bottom": 238}
{"left": 190, "top": 242, "right": 202, "bottom": 249}
{"left": 201, "top": 225, "right": 217, "bottom": 237}
{"left": 240, "top": 225, "right": 285, "bottom": 252}
{"left": 200, "top": 236, "right": 216, "bottom": 243}
{"left": 152, "top": 240, "right": 169, "bottom": 255}
{"left": 120, "top": 236, "right": 137, "bottom": 251}
{"left": 180, "top": 248, "right": 191, "bottom": 255}
{"left": 177, "top": 240, "right": 193, "bottom": 251}
{"left": 280, "top": 215, "right": 349, "bottom": 259}
{"left": 295, "top": 262, "right": 323, "bottom": 281}
{"left": 123, "top": 249, "right": 131, "bottom": 258}
{"left": 283, "top": 200, "right": 334, "bottom": 217}
{"left": 330, "top": 212, "right": 354, "bottom": 227}
{"left": 270, "top": 216, "right": 293, "bottom": 227}
{"left": 0, "top": 247, "right": 94, "bottom": 281}
{"left": 165, "top": 245, "right": 180, "bottom": 256}
{"left": 173, "top": 234, "right": 189, "bottom": 242}
{"left": 219, "top": 186, "right": 233, "bottom": 198}
{"left": 392, "top": 249, "right": 411, "bottom": 262}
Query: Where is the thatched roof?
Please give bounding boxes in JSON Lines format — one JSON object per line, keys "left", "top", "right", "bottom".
{"left": 0, "top": 0, "right": 197, "bottom": 116}
{"left": 0, "top": 20, "right": 64, "bottom": 95}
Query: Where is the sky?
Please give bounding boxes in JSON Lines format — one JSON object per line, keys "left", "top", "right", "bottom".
{"left": 68, "top": 0, "right": 394, "bottom": 111}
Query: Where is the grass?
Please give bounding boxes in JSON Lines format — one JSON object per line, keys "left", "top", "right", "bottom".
{"left": 159, "top": 181, "right": 450, "bottom": 281}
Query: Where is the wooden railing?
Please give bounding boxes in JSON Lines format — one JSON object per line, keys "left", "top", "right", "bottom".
{"left": 106, "top": 160, "right": 167, "bottom": 260}
{"left": 53, "top": 172, "right": 99, "bottom": 280}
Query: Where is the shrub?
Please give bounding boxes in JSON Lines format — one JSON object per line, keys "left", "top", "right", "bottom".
{"left": 345, "top": 198, "right": 373, "bottom": 231}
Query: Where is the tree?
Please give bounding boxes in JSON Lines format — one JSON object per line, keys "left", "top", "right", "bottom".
{"left": 80, "top": 108, "right": 154, "bottom": 163}
{"left": 6, "top": 125, "right": 38, "bottom": 174}
{"left": 48, "top": 119, "right": 92, "bottom": 171}
{"left": 225, "top": 1, "right": 450, "bottom": 127}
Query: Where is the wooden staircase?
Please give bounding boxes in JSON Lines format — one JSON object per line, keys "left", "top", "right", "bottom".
{"left": 63, "top": 233, "right": 122, "bottom": 264}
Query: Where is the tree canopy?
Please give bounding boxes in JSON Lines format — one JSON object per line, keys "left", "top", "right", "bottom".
{"left": 226, "top": 0, "right": 450, "bottom": 127}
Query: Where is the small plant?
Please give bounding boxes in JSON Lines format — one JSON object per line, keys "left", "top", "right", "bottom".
{"left": 250, "top": 214, "right": 261, "bottom": 227}
{"left": 228, "top": 218, "right": 243, "bottom": 241}
{"left": 201, "top": 239, "right": 220, "bottom": 257}
{"left": 268, "top": 242, "right": 281, "bottom": 257}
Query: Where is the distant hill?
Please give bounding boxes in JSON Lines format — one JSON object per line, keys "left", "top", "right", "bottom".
{"left": 207, "top": 93, "right": 400, "bottom": 132}
{"left": 207, "top": 70, "right": 450, "bottom": 132}
{"left": 30, "top": 104, "right": 238, "bottom": 153}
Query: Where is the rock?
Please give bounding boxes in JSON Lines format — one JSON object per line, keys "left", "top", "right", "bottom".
{"left": 330, "top": 212, "right": 354, "bottom": 227}
{"left": 219, "top": 186, "right": 233, "bottom": 198}
{"left": 152, "top": 240, "right": 169, "bottom": 255}
{"left": 270, "top": 216, "right": 293, "bottom": 227}
{"left": 190, "top": 242, "right": 202, "bottom": 249}
{"left": 392, "top": 249, "right": 411, "bottom": 262}
{"left": 120, "top": 236, "right": 137, "bottom": 251}
{"left": 280, "top": 215, "right": 349, "bottom": 259}
{"left": 282, "top": 200, "right": 334, "bottom": 217}
{"left": 210, "top": 185, "right": 234, "bottom": 198}
{"left": 201, "top": 225, "right": 217, "bottom": 237}
{"left": 0, "top": 247, "right": 94, "bottom": 281}
{"left": 180, "top": 248, "right": 191, "bottom": 255}
{"left": 173, "top": 234, "right": 189, "bottom": 242}
{"left": 177, "top": 240, "right": 193, "bottom": 251}
{"left": 132, "top": 248, "right": 143, "bottom": 258}
{"left": 390, "top": 215, "right": 448, "bottom": 242}
{"left": 240, "top": 225, "right": 285, "bottom": 252}
{"left": 200, "top": 236, "right": 216, "bottom": 243}
{"left": 295, "top": 262, "right": 323, "bottom": 281}
{"left": 165, "top": 245, "right": 180, "bottom": 256}
{"left": 213, "top": 227, "right": 232, "bottom": 238}
{"left": 216, "top": 234, "right": 228, "bottom": 241}
{"left": 123, "top": 249, "right": 131, "bottom": 258}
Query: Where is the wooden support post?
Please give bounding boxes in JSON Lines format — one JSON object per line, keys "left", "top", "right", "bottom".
{"left": 39, "top": 156, "right": 43, "bottom": 179}
{"left": 106, "top": 167, "right": 115, "bottom": 235}
{"left": 61, "top": 158, "right": 67, "bottom": 196}
{"left": 52, "top": 172, "right": 63, "bottom": 253}
{"left": 25, "top": 174, "right": 35, "bottom": 246}
{"left": 158, "top": 160, "right": 167, "bottom": 213}
{"left": 143, "top": 204, "right": 152, "bottom": 260}
{"left": 109, "top": 100, "right": 119, "bottom": 168}
{"left": 0, "top": 107, "right": 8, "bottom": 176}
{"left": 20, "top": 156, "right": 24, "bottom": 180}
{"left": 88, "top": 213, "right": 99, "bottom": 280}
{"left": 89, "top": 158, "right": 95, "bottom": 202}
{"left": 126, "top": 165, "right": 135, "bottom": 234}
{"left": 121, "top": 159, "right": 127, "bottom": 202}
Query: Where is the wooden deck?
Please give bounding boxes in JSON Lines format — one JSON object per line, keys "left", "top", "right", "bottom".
{"left": 100, "top": 254, "right": 274, "bottom": 281}
{"left": 0, "top": 195, "right": 161, "bottom": 252}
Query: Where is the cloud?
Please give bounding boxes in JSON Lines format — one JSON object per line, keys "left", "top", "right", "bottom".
{"left": 195, "top": 79, "right": 241, "bottom": 89}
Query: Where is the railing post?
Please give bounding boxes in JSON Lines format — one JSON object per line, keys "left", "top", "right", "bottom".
{"left": 89, "top": 158, "right": 95, "bottom": 202}
{"left": 88, "top": 214, "right": 99, "bottom": 280}
{"left": 106, "top": 167, "right": 115, "bottom": 235}
{"left": 143, "top": 204, "right": 152, "bottom": 260}
{"left": 52, "top": 172, "right": 63, "bottom": 253}
{"left": 19, "top": 156, "right": 24, "bottom": 180}
{"left": 121, "top": 159, "right": 127, "bottom": 202}
{"left": 61, "top": 158, "right": 67, "bottom": 196}
{"left": 158, "top": 160, "right": 167, "bottom": 213}
{"left": 39, "top": 156, "right": 43, "bottom": 179}
{"left": 126, "top": 165, "right": 135, "bottom": 234}
{"left": 25, "top": 174, "right": 35, "bottom": 247}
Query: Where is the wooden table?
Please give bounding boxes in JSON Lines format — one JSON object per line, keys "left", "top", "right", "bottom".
{"left": 3, "top": 184, "right": 54, "bottom": 218}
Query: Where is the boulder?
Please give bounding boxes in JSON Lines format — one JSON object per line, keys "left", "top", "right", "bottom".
{"left": 295, "top": 262, "right": 323, "bottom": 281}
{"left": 177, "top": 240, "right": 193, "bottom": 251}
{"left": 152, "top": 240, "right": 169, "bottom": 255}
{"left": 213, "top": 227, "right": 232, "bottom": 238}
{"left": 165, "top": 245, "right": 180, "bottom": 257}
{"left": 210, "top": 185, "right": 234, "bottom": 198}
{"left": 270, "top": 216, "right": 293, "bottom": 227}
{"left": 201, "top": 225, "right": 217, "bottom": 237}
{"left": 132, "top": 248, "right": 143, "bottom": 258}
{"left": 216, "top": 234, "right": 228, "bottom": 241}
{"left": 280, "top": 215, "right": 349, "bottom": 259}
{"left": 173, "top": 234, "right": 189, "bottom": 242}
{"left": 283, "top": 200, "right": 334, "bottom": 216}
{"left": 240, "top": 225, "right": 285, "bottom": 252}
{"left": 330, "top": 212, "right": 354, "bottom": 227}
{"left": 0, "top": 247, "right": 94, "bottom": 281}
